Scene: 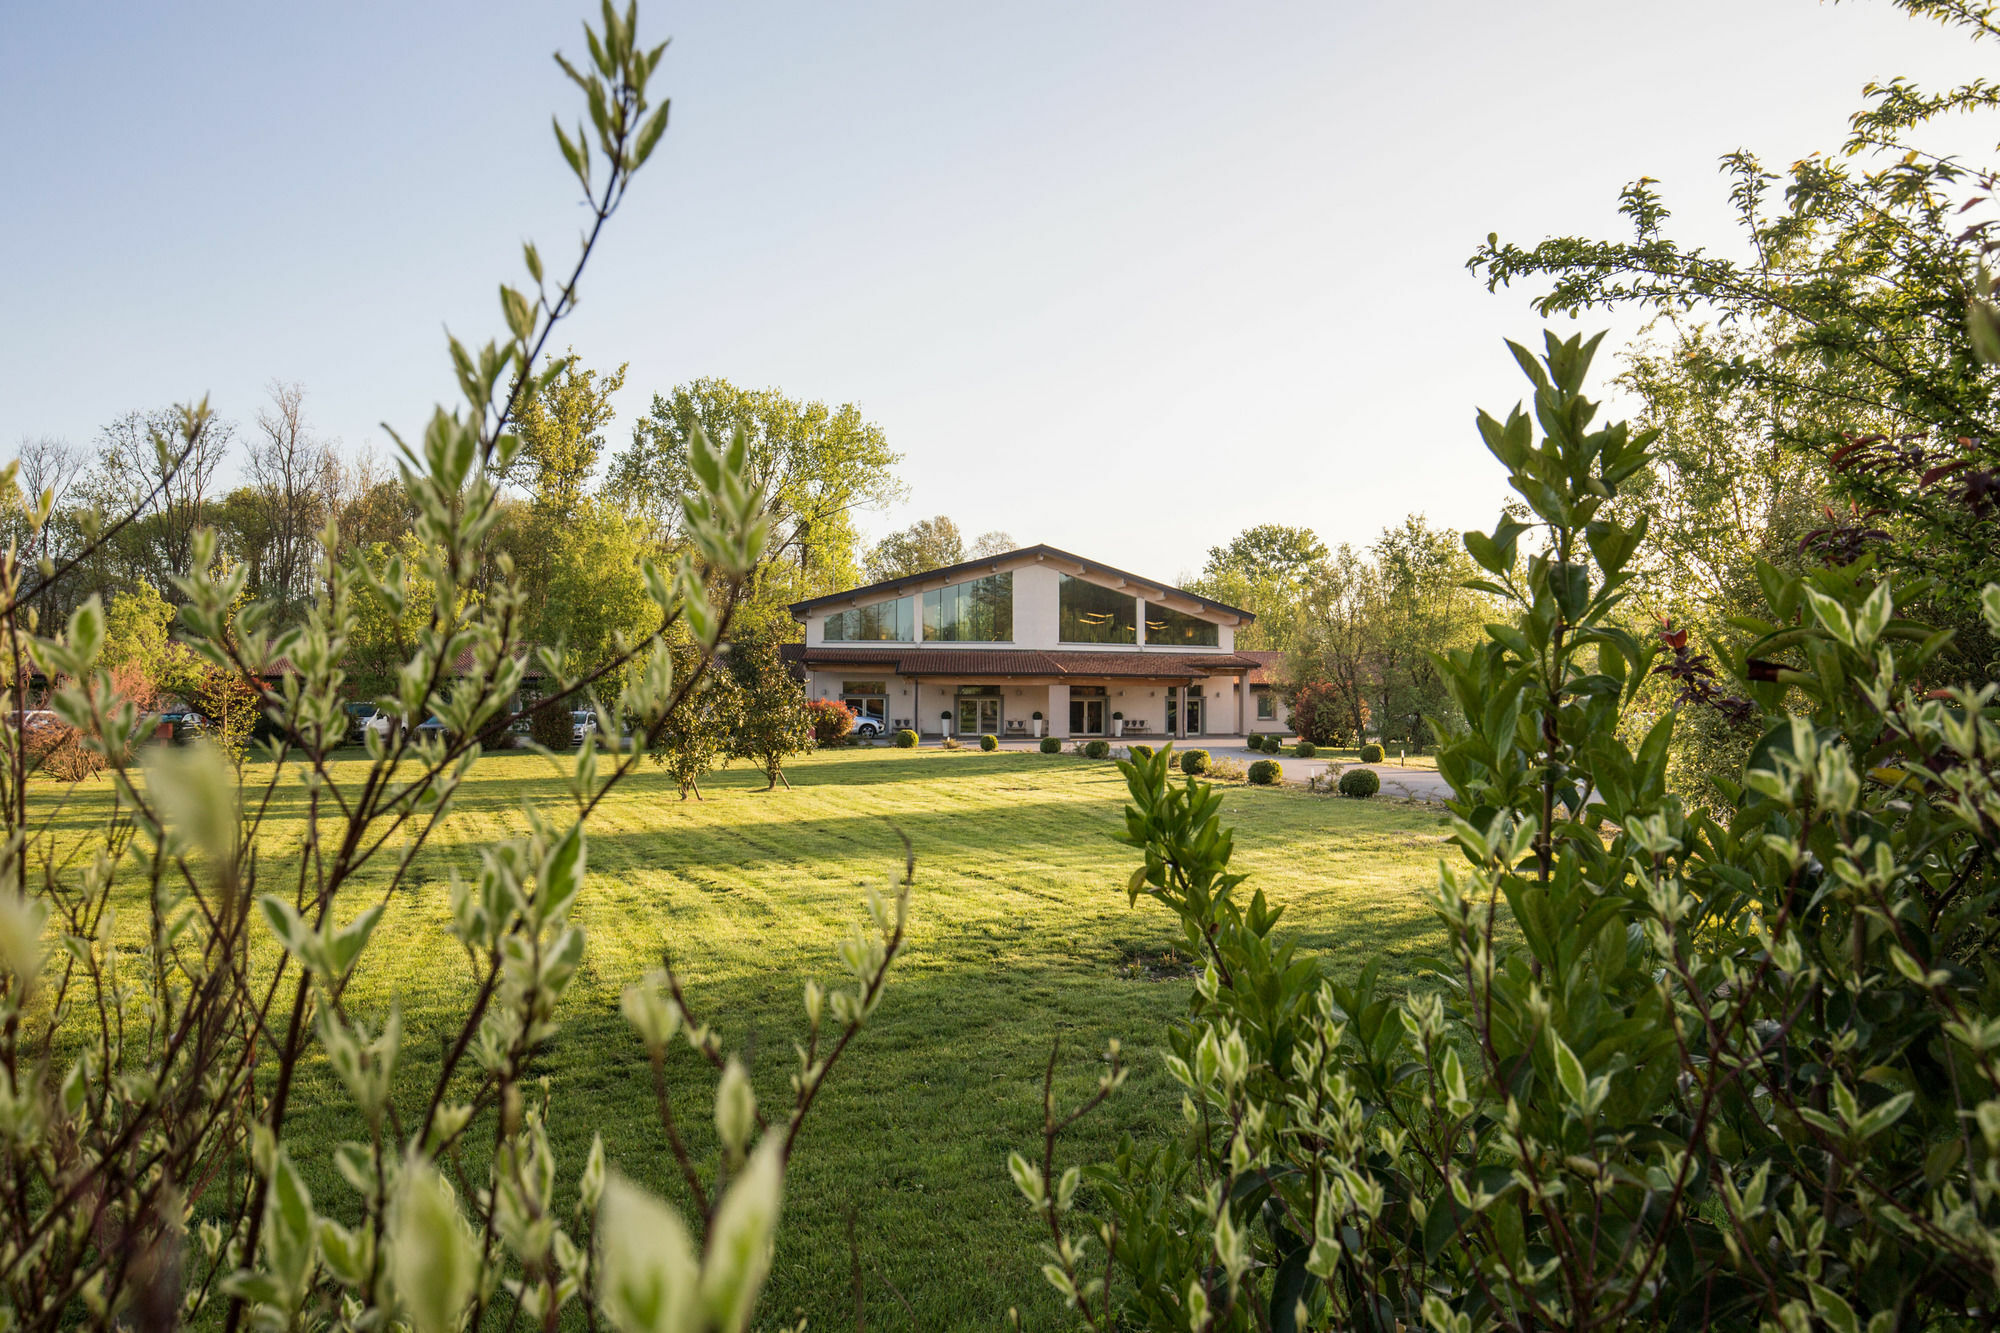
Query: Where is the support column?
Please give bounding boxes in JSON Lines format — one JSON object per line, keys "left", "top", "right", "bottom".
{"left": 1048, "top": 683, "right": 1070, "bottom": 738}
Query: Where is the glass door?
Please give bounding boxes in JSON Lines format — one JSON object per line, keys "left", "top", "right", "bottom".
{"left": 1165, "top": 690, "right": 1179, "bottom": 737}
{"left": 958, "top": 697, "right": 1001, "bottom": 734}
{"left": 1185, "top": 694, "right": 1202, "bottom": 735}
{"left": 1068, "top": 698, "right": 1105, "bottom": 735}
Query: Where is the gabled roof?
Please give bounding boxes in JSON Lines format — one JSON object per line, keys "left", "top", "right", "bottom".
{"left": 786, "top": 544, "right": 1254, "bottom": 623}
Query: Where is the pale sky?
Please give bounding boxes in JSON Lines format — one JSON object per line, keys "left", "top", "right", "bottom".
{"left": 4, "top": 1, "right": 1992, "bottom": 582}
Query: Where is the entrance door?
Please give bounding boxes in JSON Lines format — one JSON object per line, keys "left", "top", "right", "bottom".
{"left": 1165, "top": 691, "right": 1178, "bottom": 737}
{"left": 1184, "top": 694, "right": 1202, "bottom": 736}
{"left": 1068, "top": 697, "right": 1105, "bottom": 735}
{"left": 958, "top": 697, "right": 1001, "bottom": 735}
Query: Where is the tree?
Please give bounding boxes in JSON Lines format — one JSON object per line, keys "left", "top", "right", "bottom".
{"left": 1188, "top": 524, "right": 1328, "bottom": 653}
{"left": 1366, "top": 515, "right": 1485, "bottom": 747}
{"left": 649, "top": 645, "right": 742, "bottom": 799}
{"left": 606, "top": 376, "right": 904, "bottom": 599}
{"left": 1468, "top": 0, "right": 2000, "bottom": 652}
{"left": 969, "top": 529, "right": 1016, "bottom": 558}
{"left": 1286, "top": 676, "right": 1369, "bottom": 747}
{"left": 1286, "top": 547, "right": 1374, "bottom": 742}
{"left": 536, "top": 500, "right": 657, "bottom": 696}
{"left": 510, "top": 354, "right": 627, "bottom": 522}
{"left": 728, "top": 636, "right": 813, "bottom": 788}
{"left": 242, "top": 381, "right": 347, "bottom": 617}
{"left": 865, "top": 515, "right": 963, "bottom": 581}
{"left": 81, "top": 405, "right": 233, "bottom": 602}
{"left": 101, "top": 583, "right": 174, "bottom": 674}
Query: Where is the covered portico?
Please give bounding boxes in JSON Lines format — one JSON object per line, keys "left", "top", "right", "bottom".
{"left": 783, "top": 646, "right": 1260, "bottom": 740}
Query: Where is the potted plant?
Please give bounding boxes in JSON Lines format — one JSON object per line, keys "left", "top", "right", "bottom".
{"left": 940, "top": 709, "right": 952, "bottom": 740}
{"left": 1031, "top": 710, "right": 1043, "bottom": 738}
{"left": 1112, "top": 710, "right": 1124, "bottom": 737}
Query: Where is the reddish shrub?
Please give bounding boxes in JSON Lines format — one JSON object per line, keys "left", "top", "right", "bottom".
{"left": 1287, "top": 680, "right": 1371, "bottom": 748}
{"left": 803, "top": 698, "right": 855, "bottom": 744}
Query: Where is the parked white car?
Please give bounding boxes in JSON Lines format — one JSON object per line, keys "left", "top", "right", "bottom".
{"left": 571, "top": 709, "right": 598, "bottom": 747}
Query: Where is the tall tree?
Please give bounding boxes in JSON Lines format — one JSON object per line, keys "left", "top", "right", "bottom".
{"left": 864, "top": 515, "right": 964, "bottom": 581}
{"left": 1468, "top": 0, "right": 2000, "bottom": 650}
{"left": 243, "top": 381, "right": 346, "bottom": 615}
{"left": 1188, "top": 523, "right": 1328, "bottom": 652}
{"left": 1286, "top": 545, "right": 1375, "bottom": 744}
{"left": 511, "top": 355, "right": 628, "bottom": 523}
{"left": 606, "top": 376, "right": 904, "bottom": 598}
{"left": 82, "top": 406, "right": 233, "bottom": 604}
{"left": 969, "top": 529, "right": 1017, "bottom": 558}
{"left": 1366, "top": 516, "right": 1485, "bottom": 746}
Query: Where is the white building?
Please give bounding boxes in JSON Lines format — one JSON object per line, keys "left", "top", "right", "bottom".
{"left": 784, "top": 545, "right": 1263, "bottom": 740}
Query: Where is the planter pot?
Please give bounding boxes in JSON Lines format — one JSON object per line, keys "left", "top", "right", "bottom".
{"left": 1113, "top": 720, "right": 1124, "bottom": 737}
{"left": 1031, "top": 720, "right": 1043, "bottom": 737}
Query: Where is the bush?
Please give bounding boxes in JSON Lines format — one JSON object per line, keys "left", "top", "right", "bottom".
{"left": 1019, "top": 329, "right": 2000, "bottom": 1333}
{"left": 940, "top": 735, "right": 963, "bottom": 750}
{"left": 1359, "top": 741, "right": 1385, "bottom": 762}
{"left": 894, "top": 728, "right": 918, "bottom": 748}
{"left": 1180, "top": 748, "right": 1209, "bottom": 775}
{"left": 1206, "top": 757, "right": 1247, "bottom": 782}
{"left": 1337, "top": 765, "right": 1380, "bottom": 797}
{"left": 1038, "top": 735, "right": 1061, "bottom": 754}
{"left": 802, "top": 697, "right": 855, "bottom": 743}
{"left": 979, "top": 732, "right": 998, "bottom": 751}
{"left": 1129, "top": 743, "right": 1154, "bottom": 762}
{"left": 1293, "top": 740, "right": 1316, "bottom": 758}
{"left": 1083, "top": 739, "right": 1111, "bottom": 759}
{"left": 1245, "top": 758, "right": 1280, "bottom": 785}
{"left": 1287, "top": 678, "right": 1369, "bottom": 747}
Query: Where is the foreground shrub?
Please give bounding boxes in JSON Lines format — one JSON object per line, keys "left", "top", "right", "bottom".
{"left": 1206, "top": 756, "right": 1247, "bottom": 782}
{"left": 895, "top": 727, "right": 918, "bottom": 747}
{"left": 1245, "top": 757, "right": 1280, "bottom": 785}
{"left": 1180, "top": 747, "right": 1208, "bottom": 775}
{"left": 1359, "top": 741, "right": 1384, "bottom": 762}
{"left": 1021, "top": 330, "right": 2000, "bottom": 1333}
{"left": 1337, "top": 765, "right": 1379, "bottom": 797}
{"left": 1129, "top": 743, "right": 1154, "bottom": 762}
{"left": 1083, "top": 738, "right": 1111, "bottom": 759}
{"left": 979, "top": 732, "right": 998, "bottom": 751}
{"left": 0, "top": 17, "right": 910, "bottom": 1330}
{"left": 1293, "top": 740, "right": 1316, "bottom": 757}
{"left": 1034, "top": 735, "right": 1058, "bottom": 753}
{"left": 803, "top": 696, "right": 855, "bottom": 743}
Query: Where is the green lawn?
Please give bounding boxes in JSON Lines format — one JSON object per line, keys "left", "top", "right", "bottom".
{"left": 42, "top": 745, "right": 1452, "bottom": 1329}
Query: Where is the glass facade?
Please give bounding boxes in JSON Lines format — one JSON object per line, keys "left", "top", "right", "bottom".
{"left": 823, "top": 597, "right": 913, "bottom": 642}
{"left": 1143, "top": 602, "right": 1219, "bottom": 647}
{"left": 922, "top": 573, "right": 1013, "bottom": 641}
{"left": 1058, "top": 576, "right": 1137, "bottom": 644}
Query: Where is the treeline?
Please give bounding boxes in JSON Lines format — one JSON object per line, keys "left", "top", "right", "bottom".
{"left": 1187, "top": 517, "right": 1490, "bottom": 748}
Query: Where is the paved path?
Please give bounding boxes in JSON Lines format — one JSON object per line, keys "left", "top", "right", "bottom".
{"left": 991, "top": 734, "right": 1454, "bottom": 802}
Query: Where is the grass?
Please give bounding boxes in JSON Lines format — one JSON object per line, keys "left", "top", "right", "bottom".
{"left": 38, "top": 745, "right": 1452, "bottom": 1330}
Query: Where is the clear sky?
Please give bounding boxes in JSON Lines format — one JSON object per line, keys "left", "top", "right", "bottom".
{"left": 3, "top": 1, "right": 1990, "bottom": 582}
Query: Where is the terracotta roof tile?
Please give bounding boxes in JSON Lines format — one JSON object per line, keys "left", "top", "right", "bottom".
{"left": 1239, "top": 650, "right": 1285, "bottom": 686}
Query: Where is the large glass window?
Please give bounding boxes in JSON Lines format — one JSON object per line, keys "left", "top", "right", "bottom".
{"left": 922, "top": 573, "right": 1012, "bottom": 642}
{"left": 1144, "top": 602, "right": 1219, "bottom": 647}
{"left": 1059, "top": 576, "right": 1137, "bottom": 644}
{"left": 823, "top": 597, "right": 913, "bottom": 642}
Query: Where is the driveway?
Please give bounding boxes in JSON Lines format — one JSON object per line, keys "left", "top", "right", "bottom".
{"left": 992, "top": 734, "right": 1455, "bottom": 802}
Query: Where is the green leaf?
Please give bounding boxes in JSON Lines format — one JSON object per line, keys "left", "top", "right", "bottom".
{"left": 1550, "top": 1029, "right": 1588, "bottom": 1109}
{"left": 390, "top": 1162, "right": 478, "bottom": 1333}
{"left": 538, "top": 822, "right": 587, "bottom": 926}
{"left": 700, "top": 1137, "right": 784, "bottom": 1333}
{"left": 1809, "top": 1280, "right": 1861, "bottom": 1333}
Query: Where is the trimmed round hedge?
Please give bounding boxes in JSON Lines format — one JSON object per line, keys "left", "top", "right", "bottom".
{"left": 1084, "top": 739, "right": 1111, "bottom": 759}
{"left": 894, "top": 729, "right": 918, "bottom": 748}
{"left": 1360, "top": 742, "right": 1385, "bottom": 763}
{"left": 1339, "top": 767, "right": 1381, "bottom": 798}
{"left": 1181, "top": 748, "right": 1209, "bottom": 775}
{"left": 1294, "top": 741, "right": 1317, "bottom": 758}
{"left": 1039, "top": 736, "right": 1062, "bottom": 754}
{"left": 979, "top": 733, "right": 999, "bottom": 752}
{"left": 1247, "top": 759, "right": 1282, "bottom": 785}
{"left": 1129, "top": 743, "right": 1154, "bottom": 762}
